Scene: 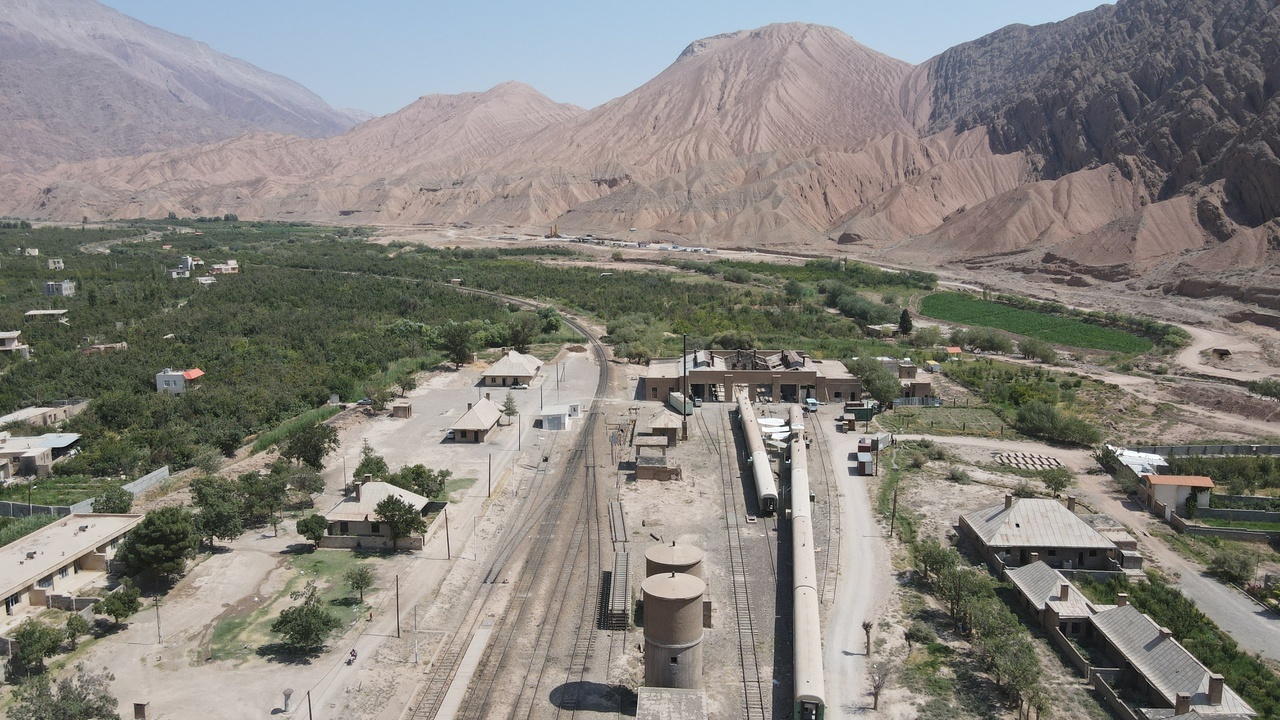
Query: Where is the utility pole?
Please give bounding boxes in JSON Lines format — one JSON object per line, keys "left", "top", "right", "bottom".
{"left": 307, "top": 691, "right": 312, "bottom": 719}
{"left": 154, "top": 596, "right": 162, "bottom": 643}
{"left": 681, "top": 333, "right": 689, "bottom": 441}
{"left": 414, "top": 608, "right": 419, "bottom": 664}
{"left": 488, "top": 454, "right": 492, "bottom": 497}
{"left": 444, "top": 510, "right": 451, "bottom": 560}
{"left": 395, "top": 576, "right": 400, "bottom": 639}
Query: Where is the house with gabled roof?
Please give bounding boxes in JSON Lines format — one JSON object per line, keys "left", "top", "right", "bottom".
{"left": 959, "top": 495, "right": 1122, "bottom": 571}
{"left": 482, "top": 350, "right": 542, "bottom": 387}
{"left": 1140, "top": 475, "right": 1214, "bottom": 518}
{"left": 1090, "top": 604, "right": 1255, "bottom": 719}
{"left": 450, "top": 395, "right": 502, "bottom": 443}
{"left": 321, "top": 481, "right": 430, "bottom": 550}
{"left": 1005, "top": 561, "right": 1108, "bottom": 637}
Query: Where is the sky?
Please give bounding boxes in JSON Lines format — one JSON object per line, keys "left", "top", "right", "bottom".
{"left": 101, "top": 1, "right": 1114, "bottom": 116}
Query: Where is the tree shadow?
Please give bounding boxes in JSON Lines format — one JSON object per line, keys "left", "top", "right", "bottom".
{"left": 329, "top": 597, "right": 360, "bottom": 608}
{"left": 280, "top": 543, "right": 317, "bottom": 555}
{"left": 255, "top": 642, "right": 317, "bottom": 665}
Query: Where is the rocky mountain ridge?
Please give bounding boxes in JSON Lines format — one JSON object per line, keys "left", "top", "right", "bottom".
{"left": 2, "top": 0, "right": 1277, "bottom": 308}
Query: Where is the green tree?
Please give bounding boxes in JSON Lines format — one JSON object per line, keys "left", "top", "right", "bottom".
{"left": 846, "top": 357, "right": 901, "bottom": 407}
{"left": 783, "top": 278, "right": 804, "bottom": 304}
{"left": 345, "top": 565, "right": 375, "bottom": 603}
{"left": 537, "top": 306, "right": 561, "bottom": 334}
{"left": 97, "top": 580, "right": 142, "bottom": 627}
{"left": 296, "top": 514, "right": 329, "bottom": 548}
{"left": 279, "top": 422, "right": 339, "bottom": 471}
{"left": 501, "top": 392, "right": 518, "bottom": 426}
{"left": 9, "top": 664, "right": 120, "bottom": 720}
{"left": 1040, "top": 468, "right": 1074, "bottom": 496}
{"left": 1209, "top": 549, "right": 1258, "bottom": 585}
{"left": 388, "top": 465, "right": 448, "bottom": 500}
{"left": 353, "top": 441, "right": 389, "bottom": 482}
{"left": 898, "top": 308, "right": 913, "bottom": 336}
{"left": 5, "top": 620, "right": 63, "bottom": 678}
{"left": 237, "top": 471, "right": 288, "bottom": 533}
{"left": 375, "top": 495, "right": 427, "bottom": 546}
{"left": 270, "top": 582, "right": 341, "bottom": 653}
{"left": 905, "top": 325, "right": 942, "bottom": 348}
{"left": 395, "top": 371, "right": 417, "bottom": 396}
{"left": 438, "top": 321, "right": 475, "bottom": 369}
{"left": 190, "top": 476, "right": 244, "bottom": 548}
{"left": 90, "top": 486, "right": 132, "bottom": 514}
{"left": 116, "top": 507, "right": 199, "bottom": 581}
{"left": 1018, "top": 338, "right": 1058, "bottom": 364}
{"left": 506, "top": 312, "right": 542, "bottom": 354}
{"left": 64, "top": 614, "right": 91, "bottom": 651}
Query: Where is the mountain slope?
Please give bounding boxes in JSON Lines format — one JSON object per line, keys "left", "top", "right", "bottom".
{"left": 0, "top": 0, "right": 355, "bottom": 172}
{"left": 908, "top": 0, "right": 1280, "bottom": 228}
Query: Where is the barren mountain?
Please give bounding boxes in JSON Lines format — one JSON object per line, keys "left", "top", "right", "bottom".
{"left": 0, "top": 0, "right": 355, "bottom": 172}
{"left": 3, "top": 3, "right": 1279, "bottom": 310}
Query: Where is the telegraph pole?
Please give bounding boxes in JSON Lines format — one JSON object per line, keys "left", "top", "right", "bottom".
{"left": 681, "top": 333, "right": 689, "bottom": 440}
{"left": 395, "top": 576, "right": 400, "bottom": 638}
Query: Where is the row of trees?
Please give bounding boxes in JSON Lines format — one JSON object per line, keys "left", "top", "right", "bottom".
{"left": 911, "top": 539, "right": 1048, "bottom": 713}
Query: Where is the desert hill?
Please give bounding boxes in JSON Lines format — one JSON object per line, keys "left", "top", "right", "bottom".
{"left": 2, "top": 1, "right": 1278, "bottom": 308}
{"left": 0, "top": 0, "right": 355, "bottom": 173}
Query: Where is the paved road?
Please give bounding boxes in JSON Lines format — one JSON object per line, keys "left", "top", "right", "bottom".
{"left": 902, "top": 433, "right": 1280, "bottom": 663}
{"left": 822, "top": 407, "right": 893, "bottom": 716}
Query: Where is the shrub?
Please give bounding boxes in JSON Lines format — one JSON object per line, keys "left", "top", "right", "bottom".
{"left": 1208, "top": 549, "right": 1257, "bottom": 585}
{"left": 948, "top": 467, "right": 972, "bottom": 484}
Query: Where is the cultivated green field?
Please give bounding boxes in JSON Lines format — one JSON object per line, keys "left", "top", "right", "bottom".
{"left": 919, "top": 292, "right": 1152, "bottom": 353}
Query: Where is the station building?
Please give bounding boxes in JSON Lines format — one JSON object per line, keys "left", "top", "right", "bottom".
{"left": 641, "top": 350, "right": 859, "bottom": 404}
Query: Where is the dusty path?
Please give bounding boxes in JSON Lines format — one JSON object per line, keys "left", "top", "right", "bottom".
{"left": 1176, "top": 325, "right": 1271, "bottom": 383}
{"left": 822, "top": 406, "right": 893, "bottom": 716}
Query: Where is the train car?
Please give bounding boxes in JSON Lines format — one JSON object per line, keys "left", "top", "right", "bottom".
{"left": 736, "top": 391, "right": 778, "bottom": 515}
{"left": 789, "top": 405, "right": 826, "bottom": 720}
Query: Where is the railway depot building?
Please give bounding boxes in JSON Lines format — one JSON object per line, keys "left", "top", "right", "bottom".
{"left": 642, "top": 350, "right": 859, "bottom": 404}
{"left": 0, "top": 513, "right": 142, "bottom": 624}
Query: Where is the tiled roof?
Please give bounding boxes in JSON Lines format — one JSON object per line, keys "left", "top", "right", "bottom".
{"left": 1091, "top": 605, "right": 1254, "bottom": 716}
{"left": 1143, "top": 475, "right": 1215, "bottom": 489}
{"left": 961, "top": 498, "right": 1115, "bottom": 550}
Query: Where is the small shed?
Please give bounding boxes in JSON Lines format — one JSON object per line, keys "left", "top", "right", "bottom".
{"left": 636, "top": 454, "right": 681, "bottom": 482}
{"left": 642, "top": 407, "right": 683, "bottom": 447}
{"left": 540, "top": 402, "right": 582, "bottom": 432}
{"left": 945, "top": 346, "right": 963, "bottom": 360}
{"left": 853, "top": 452, "right": 875, "bottom": 476}
{"left": 634, "top": 435, "right": 670, "bottom": 455}
{"left": 390, "top": 402, "right": 412, "bottom": 419}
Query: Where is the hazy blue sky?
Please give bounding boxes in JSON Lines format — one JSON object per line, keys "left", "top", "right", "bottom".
{"left": 101, "top": 1, "right": 1113, "bottom": 116}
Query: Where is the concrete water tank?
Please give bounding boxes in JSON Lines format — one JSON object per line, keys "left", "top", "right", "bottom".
{"left": 642, "top": 572, "right": 705, "bottom": 689}
{"left": 645, "top": 542, "right": 704, "bottom": 579}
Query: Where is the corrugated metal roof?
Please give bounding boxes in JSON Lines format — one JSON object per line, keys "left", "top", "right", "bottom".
{"left": 962, "top": 498, "right": 1115, "bottom": 550}
{"left": 1091, "top": 605, "right": 1254, "bottom": 716}
{"left": 324, "top": 482, "right": 430, "bottom": 522}
{"left": 482, "top": 351, "right": 541, "bottom": 378}
{"left": 451, "top": 398, "right": 502, "bottom": 432}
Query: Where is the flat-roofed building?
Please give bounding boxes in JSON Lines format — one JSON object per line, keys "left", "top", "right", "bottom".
{"left": 43, "top": 280, "right": 74, "bottom": 297}
{"left": 0, "top": 403, "right": 87, "bottom": 429}
{"left": 0, "top": 331, "right": 29, "bottom": 360}
{"left": 959, "top": 495, "right": 1120, "bottom": 571}
{"left": 642, "top": 350, "right": 858, "bottom": 404}
{"left": 155, "top": 367, "right": 204, "bottom": 394}
{"left": 23, "top": 309, "right": 68, "bottom": 324}
{"left": 0, "top": 513, "right": 142, "bottom": 622}
{"left": 0, "top": 432, "right": 80, "bottom": 478}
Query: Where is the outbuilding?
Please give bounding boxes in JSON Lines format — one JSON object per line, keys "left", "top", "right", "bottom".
{"left": 450, "top": 396, "right": 503, "bottom": 443}
{"left": 1139, "top": 475, "right": 1214, "bottom": 518}
{"left": 320, "top": 482, "right": 430, "bottom": 550}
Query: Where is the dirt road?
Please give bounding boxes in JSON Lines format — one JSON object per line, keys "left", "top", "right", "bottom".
{"left": 822, "top": 407, "right": 893, "bottom": 716}
{"left": 1176, "top": 325, "right": 1270, "bottom": 383}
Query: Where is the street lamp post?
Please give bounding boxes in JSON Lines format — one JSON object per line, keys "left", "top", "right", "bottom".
{"left": 27, "top": 483, "right": 36, "bottom": 516}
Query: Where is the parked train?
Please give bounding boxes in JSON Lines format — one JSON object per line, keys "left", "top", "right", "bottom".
{"left": 788, "top": 405, "right": 825, "bottom": 720}
{"left": 736, "top": 391, "right": 778, "bottom": 515}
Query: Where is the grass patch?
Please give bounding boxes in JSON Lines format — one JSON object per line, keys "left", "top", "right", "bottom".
{"left": 1196, "top": 517, "right": 1280, "bottom": 532}
{"left": 919, "top": 292, "right": 1152, "bottom": 353}
{"left": 0, "top": 513, "right": 58, "bottom": 547}
{"left": 252, "top": 405, "right": 345, "bottom": 453}
{"left": 207, "top": 551, "right": 378, "bottom": 663}
{"left": 445, "top": 476, "right": 478, "bottom": 502}
{"left": 875, "top": 407, "right": 1009, "bottom": 437}
{"left": 0, "top": 476, "right": 122, "bottom": 507}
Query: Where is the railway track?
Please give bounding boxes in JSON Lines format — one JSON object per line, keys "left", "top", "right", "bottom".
{"left": 696, "top": 405, "right": 769, "bottom": 720}
{"left": 402, "top": 285, "right": 614, "bottom": 720}
{"left": 806, "top": 413, "right": 842, "bottom": 605}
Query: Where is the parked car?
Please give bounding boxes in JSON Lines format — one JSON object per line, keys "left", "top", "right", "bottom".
{"left": 445, "top": 429, "right": 455, "bottom": 441}
{"left": 511, "top": 383, "right": 529, "bottom": 389}
{"left": 356, "top": 397, "right": 373, "bottom": 406}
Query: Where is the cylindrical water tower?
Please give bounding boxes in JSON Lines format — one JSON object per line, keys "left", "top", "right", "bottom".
{"left": 645, "top": 542, "right": 705, "bottom": 579}
{"left": 642, "top": 572, "right": 705, "bottom": 689}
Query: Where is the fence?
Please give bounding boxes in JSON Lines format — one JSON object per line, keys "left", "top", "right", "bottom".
{"left": 1198, "top": 507, "right": 1280, "bottom": 524}
{"left": 1046, "top": 626, "right": 1090, "bottom": 674}
{"left": 1129, "top": 444, "right": 1280, "bottom": 457}
{"left": 1091, "top": 670, "right": 1140, "bottom": 720}
{"left": 892, "top": 397, "right": 944, "bottom": 408}
{"left": 1211, "top": 494, "right": 1280, "bottom": 512}
{"left": 0, "top": 466, "right": 169, "bottom": 518}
